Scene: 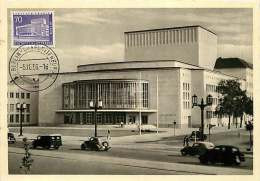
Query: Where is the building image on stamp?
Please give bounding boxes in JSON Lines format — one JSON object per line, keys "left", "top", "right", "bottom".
{"left": 11, "top": 11, "right": 54, "bottom": 47}
{"left": 15, "top": 18, "right": 49, "bottom": 37}
{"left": 7, "top": 8, "right": 253, "bottom": 175}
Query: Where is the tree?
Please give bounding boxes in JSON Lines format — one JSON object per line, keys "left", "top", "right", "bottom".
{"left": 216, "top": 80, "right": 246, "bottom": 129}
{"left": 20, "top": 137, "right": 34, "bottom": 174}
{"left": 233, "top": 91, "right": 248, "bottom": 128}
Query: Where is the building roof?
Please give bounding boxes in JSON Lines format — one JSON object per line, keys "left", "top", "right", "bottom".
{"left": 124, "top": 25, "right": 216, "bottom": 35}
{"left": 214, "top": 57, "right": 253, "bottom": 69}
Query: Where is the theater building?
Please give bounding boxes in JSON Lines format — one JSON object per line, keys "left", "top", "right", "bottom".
{"left": 33, "top": 25, "right": 252, "bottom": 128}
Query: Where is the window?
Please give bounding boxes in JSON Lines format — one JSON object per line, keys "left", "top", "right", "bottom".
{"left": 26, "top": 115, "right": 30, "bottom": 122}
{"left": 26, "top": 104, "right": 30, "bottom": 113}
{"left": 10, "top": 104, "right": 14, "bottom": 112}
{"left": 10, "top": 114, "right": 14, "bottom": 123}
{"left": 10, "top": 92, "right": 14, "bottom": 98}
{"left": 15, "top": 114, "right": 19, "bottom": 123}
{"left": 21, "top": 93, "right": 25, "bottom": 99}
{"left": 26, "top": 93, "right": 30, "bottom": 99}
{"left": 16, "top": 92, "right": 19, "bottom": 98}
{"left": 21, "top": 114, "right": 24, "bottom": 123}
{"left": 206, "top": 111, "right": 212, "bottom": 119}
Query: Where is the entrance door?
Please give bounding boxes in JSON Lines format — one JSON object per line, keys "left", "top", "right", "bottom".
{"left": 128, "top": 115, "right": 136, "bottom": 124}
{"left": 142, "top": 115, "right": 148, "bottom": 124}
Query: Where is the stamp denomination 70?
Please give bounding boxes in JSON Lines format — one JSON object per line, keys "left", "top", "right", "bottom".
{"left": 11, "top": 11, "right": 55, "bottom": 47}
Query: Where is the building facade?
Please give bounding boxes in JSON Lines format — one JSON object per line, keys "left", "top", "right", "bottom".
{"left": 8, "top": 25, "right": 252, "bottom": 128}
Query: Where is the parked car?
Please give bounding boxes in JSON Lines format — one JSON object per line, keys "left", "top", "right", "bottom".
{"left": 199, "top": 145, "right": 245, "bottom": 165}
{"left": 32, "top": 134, "right": 62, "bottom": 149}
{"left": 8, "top": 132, "right": 16, "bottom": 144}
{"left": 181, "top": 141, "right": 215, "bottom": 156}
{"left": 189, "top": 131, "right": 207, "bottom": 141}
{"left": 81, "top": 137, "right": 111, "bottom": 151}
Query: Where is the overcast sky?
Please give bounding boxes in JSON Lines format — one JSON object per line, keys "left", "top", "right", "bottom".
{"left": 51, "top": 8, "right": 252, "bottom": 72}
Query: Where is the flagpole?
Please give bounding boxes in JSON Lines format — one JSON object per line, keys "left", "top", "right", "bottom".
{"left": 139, "top": 72, "right": 142, "bottom": 135}
{"left": 156, "top": 75, "right": 159, "bottom": 134}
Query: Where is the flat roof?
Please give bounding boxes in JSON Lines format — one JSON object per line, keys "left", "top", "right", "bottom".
{"left": 77, "top": 59, "right": 202, "bottom": 69}
{"left": 124, "top": 25, "right": 216, "bottom": 36}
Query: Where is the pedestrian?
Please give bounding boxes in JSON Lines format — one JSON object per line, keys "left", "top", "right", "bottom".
{"left": 107, "top": 129, "right": 111, "bottom": 140}
{"left": 185, "top": 137, "right": 190, "bottom": 146}
{"left": 183, "top": 135, "right": 188, "bottom": 146}
{"left": 120, "top": 121, "right": 124, "bottom": 128}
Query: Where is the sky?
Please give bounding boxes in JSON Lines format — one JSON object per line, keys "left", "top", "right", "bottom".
{"left": 45, "top": 8, "right": 252, "bottom": 72}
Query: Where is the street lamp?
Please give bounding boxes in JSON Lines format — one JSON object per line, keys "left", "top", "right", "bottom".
{"left": 192, "top": 94, "right": 213, "bottom": 141}
{"left": 173, "top": 121, "right": 177, "bottom": 136}
{"left": 89, "top": 99, "right": 102, "bottom": 137}
{"left": 16, "top": 103, "right": 27, "bottom": 136}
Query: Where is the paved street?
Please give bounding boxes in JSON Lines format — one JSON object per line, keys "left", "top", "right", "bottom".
{"left": 8, "top": 127, "right": 253, "bottom": 175}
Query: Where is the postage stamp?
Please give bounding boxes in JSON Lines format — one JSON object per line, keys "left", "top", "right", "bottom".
{"left": 9, "top": 44, "right": 59, "bottom": 92}
{"left": 11, "top": 11, "right": 55, "bottom": 47}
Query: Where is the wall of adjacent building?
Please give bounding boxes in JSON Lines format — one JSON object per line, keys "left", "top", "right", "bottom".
{"left": 214, "top": 67, "right": 253, "bottom": 98}
{"left": 7, "top": 83, "right": 38, "bottom": 126}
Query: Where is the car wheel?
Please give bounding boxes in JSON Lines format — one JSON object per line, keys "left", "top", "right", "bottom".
{"left": 235, "top": 156, "right": 241, "bottom": 165}
{"left": 81, "top": 144, "right": 86, "bottom": 150}
{"left": 181, "top": 151, "right": 187, "bottom": 156}
{"left": 102, "top": 141, "right": 110, "bottom": 151}
{"left": 209, "top": 159, "right": 216, "bottom": 165}
{"left": 199, "top": 157, "right": 208, "bottom": 164}
{"left": 44, "top": 145, "right": 50, "bottom": 149}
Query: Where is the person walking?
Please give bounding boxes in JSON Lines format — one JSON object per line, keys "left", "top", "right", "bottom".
{"left": 185, "top": 136, "right": 190, "bottom": 146}
{"left": 107, "top": 129, "right": 111, "bottom": 140}
{"left": 183, "top": 135, "right": 188, "bottom": 146}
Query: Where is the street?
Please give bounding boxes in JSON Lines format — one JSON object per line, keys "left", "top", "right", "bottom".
{"left": 8, "top": 128, "right": 253, "bottom": 175}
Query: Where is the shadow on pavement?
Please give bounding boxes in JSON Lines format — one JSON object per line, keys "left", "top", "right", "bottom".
{"left": 177, "top": 161, "right": 249, "bottom": 169}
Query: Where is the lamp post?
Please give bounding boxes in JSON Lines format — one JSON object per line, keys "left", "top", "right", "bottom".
{"left": 192, "top": 94, "right": 213, "bottom": 141}
{"left": 16, "top": 103, "right": 27, "bottom": 136}
{"left": 173, "top": 121, "right": 176, "bottom": 136}
{"left": 89, "top": 99, "right": 102, "bottom": 137}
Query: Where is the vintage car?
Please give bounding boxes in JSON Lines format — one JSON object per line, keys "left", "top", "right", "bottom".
{"left": 199, "top": 145, "right": 245, "bottom": 165}
{"left": 32, "top": 134, "right": 62, "bottom": 149}
{"left": 8, "top": 132, "right": 16, "bottom": 144}
{"left": 181, "top": 141, "right": 215, "bottom": 156}
{"left": 81, "top": 137, "right": 111, "bottom": 151}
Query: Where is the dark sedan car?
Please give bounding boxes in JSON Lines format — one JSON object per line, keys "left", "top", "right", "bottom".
{"left": 8, "top": 132, "right": 16, "bottom": 144}
{"left": 199, "top": 145, "right": 245, "bottom": 165}
{"left": 32, "top": 134, "right": 62, "bottom": 149}
{"left": 181, "top": 141, "right": 214, "bottom": 156}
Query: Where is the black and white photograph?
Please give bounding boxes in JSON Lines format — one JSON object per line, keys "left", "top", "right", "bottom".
{"left": 0, "top": 1, "right": 258, "bottom": 179}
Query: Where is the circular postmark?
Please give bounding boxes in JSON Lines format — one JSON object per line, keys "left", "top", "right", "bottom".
{"left": 9, "top": 44, "right": 59, "bottom": 92}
